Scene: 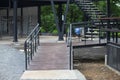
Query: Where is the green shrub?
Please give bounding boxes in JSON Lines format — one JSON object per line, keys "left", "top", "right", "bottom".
{"left": 118, "top": 33, "right": 120, "bottom": 38}
{"left": 41, "top": 27, "right": 46, "bottom": 33}
{"left": 52, "top": 30, "right": 58, "bottom": 35}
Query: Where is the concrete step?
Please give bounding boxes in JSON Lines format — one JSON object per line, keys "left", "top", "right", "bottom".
{"left": 20, "top": 70, "right": 86, "bottom": 80}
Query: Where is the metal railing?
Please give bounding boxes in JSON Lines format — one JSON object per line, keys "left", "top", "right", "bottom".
{"left": 67, "top": 21, "right": 107, "bottom": 46}
{"left": 66, "top": 21, "right": 106, "bottom": 69}
{"left": 107, "top": 42, "right": 120, "bottom": 71}
{"left": 24, "top": 23, "right": 40, "bottom": 70}
{"left": 67, "top": 23, "right": 73, "bottom": 70}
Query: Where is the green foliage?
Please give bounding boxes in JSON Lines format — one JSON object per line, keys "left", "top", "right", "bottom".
{"left": 94, "top": 1, "right": 106, "bottom": 12}
{"left": 41, "top": 6, "right": 56, "bottom": 33}
{"left": 40, "top": 4, "right": 83, "bottom": 33}
{"left": 52, "top": 29, "right": 58, "bottom": 35}
{"left": 40, "top": 27, "right": 46, "bottom": 33}
{"left": 110, "top": 0, "right": 120, "bottom": 16}
{"left": 94, "top": 0, "right": 120, "bottom": 16}
{"left": 66, "top": 4, "right": 83, "bottom": 23}
{"left": 118, "top": 33, "right": 120, "bottom": 37}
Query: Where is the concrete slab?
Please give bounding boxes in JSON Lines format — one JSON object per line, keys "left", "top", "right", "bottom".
{"left": 20, "top": 70, "right": 86, "bottom": 80}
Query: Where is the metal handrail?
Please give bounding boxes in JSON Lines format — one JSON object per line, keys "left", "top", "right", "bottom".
{"left": 67, "top": 21, "right": 106, "bottom": 69}
{"left": 67, "top": 23, "right": 73, "bottom": 70}
{"left": 24, "top": 23, "right": 40, "bottom": 70}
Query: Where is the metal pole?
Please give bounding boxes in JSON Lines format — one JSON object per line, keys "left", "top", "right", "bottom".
{"left": 38, "top": 6, "right": 41, "bottom": 27}
{"left": 13, "top": 0, "right": 18, "bottom": 42}
{"left": 58, "top": 4, "right": 64, "bottom": 40}
{"left": 24, "top": 42, "right": 28, "bottom": 70}
{"left": 38, "top": 6, "right": 41, "bottom": 45}
{"left": 58, "top": 4, "right": 62, "bottom": 32}
{"left": 7, "top": 8, "right": 9, "bottom": 34}
{"left": 107, "top": 0, "right": 110, "bottom": 42}
{"left": 70, "top": 24, "right": 73, "bottom": 70}
{"left": 20, "top": 7, "right": 23, "bottom": 37}
{"left": 116, "top": 32, "right": 118, "bottom": 43}
{"left": 99, "top": 24, "right": 101, "bottom": 44}
{"left": 107, "top": 0, "right": 110, "bottom": 17}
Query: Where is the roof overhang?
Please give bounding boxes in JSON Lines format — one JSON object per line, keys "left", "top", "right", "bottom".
{"left": 0, "top": 0, "right": 73, "bottom": 8}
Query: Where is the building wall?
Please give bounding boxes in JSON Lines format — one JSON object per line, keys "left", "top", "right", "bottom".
{"left": 0, "top": 7, "right": 38, "bottom": 36}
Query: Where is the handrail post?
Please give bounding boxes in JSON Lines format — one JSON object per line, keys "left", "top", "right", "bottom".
{"left": 30, "top": 35, "right": 33, "bottom": 60}
{"left": 69, "top": 23, "right": 73, "bottom": 70}
{"left": 38, "top": 26, "right": 40, "bottom": 46}
{"left": 24, "top": 41, "right": 28, "bottom": 70}
{"left": 35, "top": 29, "right": 37, "bottom": 52}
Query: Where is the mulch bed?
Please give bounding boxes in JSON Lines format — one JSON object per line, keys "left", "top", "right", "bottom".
{"left": 74, "top": 60, "right": 120, "bottom": 80}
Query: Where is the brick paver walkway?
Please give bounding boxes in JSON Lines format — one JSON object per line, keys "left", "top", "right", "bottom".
{"left": 28, "top": 43, "right": 70, "bottom": 70}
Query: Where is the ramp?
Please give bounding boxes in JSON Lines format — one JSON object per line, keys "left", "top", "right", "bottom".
{"left": 28, "top": 43, "right": 70, "bottom": 70}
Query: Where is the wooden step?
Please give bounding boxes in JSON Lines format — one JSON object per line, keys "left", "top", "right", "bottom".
{"left": 20, "top": 70, "right": 86, "bottom": 80}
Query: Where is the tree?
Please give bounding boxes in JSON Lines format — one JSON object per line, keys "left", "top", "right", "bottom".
{"left": 67, "top": 4, "right": 83, "bottom": 23}
{"left": 41, "top": 5, "right": 56, "bottom": 33}
{"left": 41, "top": 4, "right": 83, "bottom": 34}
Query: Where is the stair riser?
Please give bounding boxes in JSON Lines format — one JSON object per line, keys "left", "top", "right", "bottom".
{"left": 75, "top": 0, "right": 106, "bottom": 20}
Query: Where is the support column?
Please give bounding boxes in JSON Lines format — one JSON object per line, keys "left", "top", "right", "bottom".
{"left": 6, "top": 8, "right": 9, "bottom": 34}
{"left": 107, "top": 0, "right": 110, "bottom": 42}
{"left": 13, "top": 0, "right": 18, "bottom": 42}
{"left": 20, "top": 7, "right": 23, "bottom": 37}
{"left": 58, "top": 4, "right": 62, "bottom": 32}
{"left": 38, "top": 6, "right": 41, "bottom": 26}
{"left": 58, "top": 4, "right": 63, "bottom": 40}
{"left": 107, "top": 0, "right": 110, "bottom": 17}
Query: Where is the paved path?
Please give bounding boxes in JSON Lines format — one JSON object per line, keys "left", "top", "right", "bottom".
{"left": 28, "top": 43, "right": 70, "bottom": 70}
{"left": 0, "top": 45, "right": 25, "bottom": 80}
